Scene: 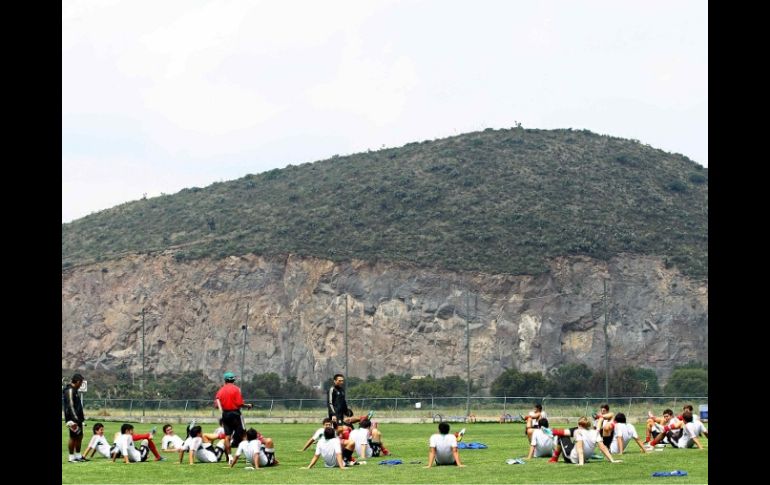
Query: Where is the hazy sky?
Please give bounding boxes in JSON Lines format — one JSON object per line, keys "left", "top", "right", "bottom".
{"left": 62, "top": 0, "right": 707, "bottom": 223}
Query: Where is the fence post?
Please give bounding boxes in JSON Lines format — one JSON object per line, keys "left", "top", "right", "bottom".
{"left": 431, "top": 396, "right": 434, "bottom": 412}
{"left": 269, "top": 399, "right": 274, "bottom": 417}
{"left": 129, "top": 399, "right": 133, "bottom": 417}
{"left": 184, "top": 400, "right": 189, "bottom": 413}
{"left": 503, "top": 395, "right": 507, "bottom": 412}
{"left": 299, "top": 399, "right": 303, "bottom": 411}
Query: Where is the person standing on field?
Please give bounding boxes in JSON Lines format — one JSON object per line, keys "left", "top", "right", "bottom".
{"left": 327, "top": 374, "right": 351, "bottom": 425}
{"left": 62, "top": 373, "right": 86, "bottom": 463}
{"left": 215, "top": 371, "right": 253, "bottom": 463}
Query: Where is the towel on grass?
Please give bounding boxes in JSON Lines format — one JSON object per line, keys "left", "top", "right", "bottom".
{"left": 652, "top": 470, "right": 688, "bottom": 477}
{"left": 457, "top": 442, "right": 487, "bottom": 449}
{"left": 379, "top": 459, "right": 403, "bottom": 466}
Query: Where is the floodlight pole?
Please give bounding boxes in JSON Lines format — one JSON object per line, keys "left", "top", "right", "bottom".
{"left": 344, "top": 295, "right": 349, "bottom": 379}
{"left": 240, "top": 303, "right": 250, "bottom": 381}
{"left": 603, "top": 279, "right": 610, "bottom": 401}
{"left": 141, "top": 307, "right": 146, "bottom": 421}
{"left": 466, "top": 288, "right": 471, "bottom": 417}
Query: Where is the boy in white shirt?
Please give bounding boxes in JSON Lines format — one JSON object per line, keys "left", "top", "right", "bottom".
{"left": 161, "top": 424, "right": 184, "bottom": 452}
{"left": 178, "top": 425, "right": 222, "bottom": 464}
{"left": 425, "top": 422, "right": 465, "bottom": 468}
{"left": 111, "top": 423, "right": 150, "bottom": 463}
{"left": 347, "top": 419, "right": 373, "bottom": 462}
{"left": 303, "top": 427, "right": 347, "bottom": 469}
{"left": 229, "top": 428, "right": 278, "bottom": 468}
{"left": 677, "top": 411, "right": 708, "bottom": 449}
{"left": 610, "top": 413, "right": 647, "bottom": 454}
{"left": 526, "top": 418, "right": 555, "bottom": 458}
{"left": 83, "top": 423, "right": 112, "bottom": 459}
{"left": 301, "top": 418, "right": 333, "bottom": 452}
{"left": 549, "top": 417, "right": 621, "bottom": 465}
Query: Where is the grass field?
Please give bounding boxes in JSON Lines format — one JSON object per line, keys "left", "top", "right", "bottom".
{"left": 62, "top": 422, "right": 708, "bottom": 484}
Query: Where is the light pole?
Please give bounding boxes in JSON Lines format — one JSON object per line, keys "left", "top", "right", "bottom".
{"left": 240, "top": 303, "right": 250, "bottom": 382}
{"left": 344, "top": 295, "right": 349, "bottom": 379}
{"left": 603, "top": 279, "right": 610, "bottom": 401}
{"left": 141, "top": 307, "right": 146, "bottom": 422}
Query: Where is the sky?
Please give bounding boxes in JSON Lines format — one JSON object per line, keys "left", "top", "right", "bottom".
{"left": 62, "top": 0, "right": 708, "bottom": 223}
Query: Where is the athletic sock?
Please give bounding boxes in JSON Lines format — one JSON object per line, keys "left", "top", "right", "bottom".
{"left": 342, "top": 448, "right": 353, "bottom": 461}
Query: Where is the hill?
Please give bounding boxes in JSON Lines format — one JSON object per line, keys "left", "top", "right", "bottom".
{"left": 62, "top": 127, "right": 707, "bottom": 279}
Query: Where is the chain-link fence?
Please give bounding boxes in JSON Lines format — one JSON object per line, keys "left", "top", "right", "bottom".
{"left": 77, "top": 396, "right": 707, "bottom": 423}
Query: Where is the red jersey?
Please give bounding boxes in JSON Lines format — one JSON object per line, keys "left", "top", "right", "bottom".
{"left": 215, "top": 383, "right": 244, "bottom": 411}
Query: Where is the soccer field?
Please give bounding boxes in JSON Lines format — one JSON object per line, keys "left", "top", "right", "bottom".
{"left": 62, "top": 422, "right": 708, "bottom": 484}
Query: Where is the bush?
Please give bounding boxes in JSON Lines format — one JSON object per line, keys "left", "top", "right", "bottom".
{"left": 664, "top": 368, "right": 708, "bottom": 395}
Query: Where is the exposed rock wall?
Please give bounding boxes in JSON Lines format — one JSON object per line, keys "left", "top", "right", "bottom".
{"left": 61, "top": 253, "right": 707, "bottom": 387}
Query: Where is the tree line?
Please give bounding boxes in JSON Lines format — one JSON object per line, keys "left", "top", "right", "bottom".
{"left": 63, "top": 361, "right": 706, "bottom": 401}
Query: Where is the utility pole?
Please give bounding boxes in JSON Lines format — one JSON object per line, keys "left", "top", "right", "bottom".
{"left": 240, "top": 303, "right": 250, "bottom": 382}
{"left": 344, "top": 294, "right": 349, "bottom": 379}
{"left": 141, "top": 307, "right": 146, "bottom": 422}
{"left": 465, "top": 287, "right": 471, "bottom": 417}
{"left": 603, "top": 279, "right": 610, "bottom": 401}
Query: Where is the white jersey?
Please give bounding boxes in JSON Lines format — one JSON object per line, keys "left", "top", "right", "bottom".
{"left": 235, "top": 439, "right": 263, "bottom": 466}
{"left": 677, "top": 421, "right": 707, "bottom": 449}
{"left": 530, "top": 428, "right": 554, "bottom": 457}
{"left": 429, "top": 433, "right": 458, "bottom": 465}
{"left": 610, "top": 423, "right": 639, "bottom": 454}
{"left": 311, "top": 427, "right": 325, "bottom": 442}
{"left": 349, "top": 428, "right": 372, "bottom": 458}
{"left": 115, "top": 434, "right": 142, "bottom": 462}
{"left": 161, "top": 434, "right": 184, "bottom": 450}
{"left": 87, "top": 434, "right": 112, "bottom": 458}
{"left": 569, "top": 428, "right": 601, "bottom": 464}
{"left": 315, "top": 437, "right": 342, "bottom": 467}
{"left": 181, "top": 436, "right": 217, "bottom": 463}
{"left": 528, "top": 410, "right": 548, "bottom": 428}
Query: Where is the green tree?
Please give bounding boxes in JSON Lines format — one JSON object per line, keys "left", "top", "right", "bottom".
{"left": 547, "top": 364, "right": 594, "bottom": 397}
{"left": 664, "top": 368, "right": 708, "bottom": 395}
{"left": 491, "top": 367, "right": 551, "bottom": 396}
{"left": 610, "top": 367, "right": 660, "bottom": 396}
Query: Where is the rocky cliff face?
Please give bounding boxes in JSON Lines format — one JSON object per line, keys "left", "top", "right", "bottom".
{"left": 61, "top": 253, "right": 707, "bottom": 387}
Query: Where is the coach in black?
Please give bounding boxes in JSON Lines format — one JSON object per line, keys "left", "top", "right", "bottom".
{"left": 62, "top": 373, "right": 86, "bottom": 462}
{"left": 327, "top": 373, "right": 351, "bottom": 425}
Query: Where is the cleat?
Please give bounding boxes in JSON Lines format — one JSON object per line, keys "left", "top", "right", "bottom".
{"left": 457, "top": 428, "right": 466, "bottom": 442}
{"left": 155, "top": 456, "right": 165, "bottom": 461}
{"left": 548, "top": 457, "right": 558, "bottom": 463}
{"left": 150, "top": 426, "right": 157, "bottom": 436}
{"left": 367, "top": 410, "right": 375, "bottom": 420}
